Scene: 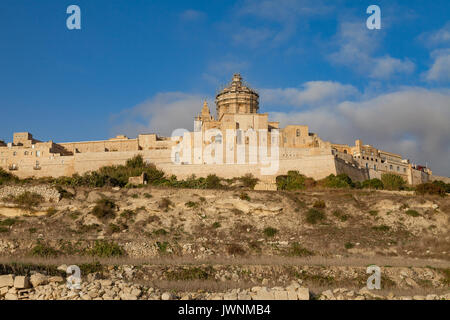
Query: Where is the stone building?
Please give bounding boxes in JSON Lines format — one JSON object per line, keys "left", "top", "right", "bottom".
{"left": 0, "top": 74, "right": 434, "bottom": 187}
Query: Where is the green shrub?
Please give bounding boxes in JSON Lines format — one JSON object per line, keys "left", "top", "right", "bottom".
{"left": 239, "top": 192, "right": 250, "bottom": 201}
{"left": 7, "top": 192, "right": 44, "bottom": 209}
{"left": 205, "top": 174, "right": 222, "bottom": 189}
{"left": 0, "top": 218, "right": 19, "bottom": 226}
{"left": 0, "top": 227, "right": 8, "bottom": 233}
{"left": 286, "top": 242, "right": 313, "bottom": 257}
{"left": 405, "top": 209, "right": 420, "bottom": 217}
{"left": 108, "top": 223, "right": 121, "bottom": 233}
{"left": 306, "top": 208, "right": 325, "bottom": 224}
{"left": 144, "top": 193, "right": 152, "bottom": 198}
{"left": 344, "top": 242, "right": 355, "bottom": 249}
{"left": 30, "top": 242, "right": 59, "bottom": 258}
{"left": 46, "top": 207, "right": 58, "bottom": 216}
{"left": 120, "top": 209, "right": 136, "bottom": 219}
{"left": 166, "top": 267, "right": 212, "bottom": 281}
{"left": 91, "top": 198, "right": 117, "bottom": 219}
{"left": 313, "top": 200, "right": 326, "bottom": 209}
{"left": 55, "top": 186, "right": 74, "bottom": 199}
{"left": 263, "top": 227, "right": 278, "bottom": 237}
{"left": 88, "top": 240, "right": 124, "bottom": 257}
{"left": 212, "top": 221, "right": 221, "bottom": 229}
{"left": 185, "top": 201, "right": 198, "bottom": 208}
{"left": 153, "top": 228, "right": 168, "bottom": 236}
{"left": 276, "top": 171, "right": 309, "bottom": 191}
{"left": 319, "top": 174, "right": 354, "bottom": 189}
{"left": 156, "top": 241, "right": 169, "bottom": 253}
{"left": 362, "top": 178, "right": 384, "bottom": 190}
{"left": 381, "top": 173, "right": 406, "bottom": 190}
{"left": 431, "top": 180, "right": 450, "bottom": 193}
{"left": 332, "top": 210, "right": 349, "bottom": 222}
{"left": 368, "top": 210, "right": 378, "bottom": 216}
{"left": 415, "top": 183, "right": 446, "bottom": 196}
{"left": 372, "top": 225, "right": 390, "bottom": 232}
{"left": 239, "top": 174, "right": 259, "bottom": 189}
{"left": 227, "top": 243, "right": 246, "bottom": 255}
{"left": 0, "top": 168, "right": 18, "bottom": 185}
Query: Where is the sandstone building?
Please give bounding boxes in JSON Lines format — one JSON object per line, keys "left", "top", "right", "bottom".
{"left": 0, "top": 74, "right": 433, "bottom": 187}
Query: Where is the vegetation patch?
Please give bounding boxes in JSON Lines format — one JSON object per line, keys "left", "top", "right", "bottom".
{"left": 263, "top": 227, "right": 278, "bottom": 237}
{"left": 87, "top": 240, "right": 124, "bottom": 258}
{"left": 305, "top": 208, "right": 325, "bottom": 224}
{"left": 405, "top": 209, "right": 420, "bottom": 217}
{"left": 91, "top": 198, "right": 117, "bottom": 219}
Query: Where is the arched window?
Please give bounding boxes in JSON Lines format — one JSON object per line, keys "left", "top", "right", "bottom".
{"left": 344, "top": 150, "right": 347, "bottom": 154}
{"left": 215, "top": 133, "right": 222, "bottom": 144}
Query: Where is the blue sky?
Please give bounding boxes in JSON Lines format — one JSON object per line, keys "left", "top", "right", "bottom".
{"left": 0, "top": 1, "right": 449, "bottom": 175}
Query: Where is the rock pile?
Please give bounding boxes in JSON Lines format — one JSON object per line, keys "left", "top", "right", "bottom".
{"left": 1, "top": 273, "right": 448, "bottom": 300}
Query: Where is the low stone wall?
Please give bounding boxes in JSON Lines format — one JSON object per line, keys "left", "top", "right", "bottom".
{"left": 0, "top": 185, "right": 60, "bottom": 203}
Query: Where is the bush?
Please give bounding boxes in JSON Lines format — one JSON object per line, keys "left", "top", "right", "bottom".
{"left": 212, "top": 221, "right": 221, "bottom": 229}
{"left": 381, "top": 173, "right": 406, "bottom": 190}
{"left": 313, "top": 200, "right": 326, "bottom": 209}
{"left": 0, "top": 218, "right": 19, "bottom": 227}
{"left": 415, "top": 183, "right": 446, "bottom": 196}
{"left": 405, "top": 209, "right": 420, "bottom": 217}
{"left": 319, "top": 174, "right": 354, "bottom": 189}
{"left": 30, "top": 242, "right": 59, "bottom": 258}
{"left": 205, "top": 174, "right": 222, "bottom": 189}
{"left": 91, "top": 198, "right": 117, "bottom": 219}
{"left": 286, "top": 242, "right": 314, "bottom": 257}
{"left": 88, "top": 240, "right": 124, "bottom": 257}
{"left": 0, "top": 168, "right": 18, "bottom": 185}
{"left": 239, "top": 174, "right": 259, "bottom": 189}
{"left": 276, "top": 171, "right": 309, "bottom": 191}
{"left": 362, "top": 178, "right": 384, "bottom": 190}
{"left": 153, "top": 228, "right": 168, "bottom": 236}
{"left": 431, "top": 180, "right": 450, "bottom": 193}
{"left": 372, "top": 225, "right": 390, "bottom": 232}
{"left": 263, "top": 227, "right": 278, "bottom": 237}
{"left": 227, "top": 243, "right": 246, "bottom": 255}
{"left": 7, "top": 192, "right": 44, "bottom": 209}
{"left": 344, "top": 242, "right": 355, "bottom": 249}
{"left": 306, "top": 208, "right": 325, "bottom": 224}
{"left": 239, "top": 192, "right": 250, "bottom": 201}
{"left": 332, "top": 210, "right": 349, "bottom": 222}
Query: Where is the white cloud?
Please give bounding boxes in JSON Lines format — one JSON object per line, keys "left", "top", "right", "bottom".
{"left": 260, "top": 81, "right": 358, "bottom": 107}
{"left": 424, "top": 49, "right": 450, "bottom": 82}
{"left": 269, "top": 87, "right": 450, "bottom": 176}
{"left": 329, "top": 22, "right": 415, "bottom": 79}
{"left": 420, "top": 22, "right": 450, "bottom": 47}
{"left": 111, "top": 92, "right": 209, "bottom": 137}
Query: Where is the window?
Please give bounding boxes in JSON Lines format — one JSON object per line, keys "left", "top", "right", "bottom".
{"left": 344, "top": 150, "right": 347, "bottom": 154}
{"left": 283, "top": 136, "right": 287, "bottom": 143}
{"left": 403, "top": 168, "right": 406, "bottom": 173}
{"left": 374, "top": 164, "right": 376, "bottom": 170}
{"left": 13, "top": 151, "right": 16, "bottom": 156}
{"left": 215, "top": 134, "right": 222, "bottom": 144}
{"left": 24, "top": 151, "right": 28, "bottom": 155}
{"left": 390, "top": 165, "right": 393, "bottom": 170}
{"left": 397, "top": 166, "right": 400, "bottom": 172}
{"left": 36, "top": 151, "right": 41, "bottom": 157}
{"left": 365, "top": 163, "right": 368, "bottom": 169}
{"left": 296, "top": 129, "right": 300, "bottom": 137}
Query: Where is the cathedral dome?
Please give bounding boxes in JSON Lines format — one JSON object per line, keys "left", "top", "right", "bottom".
{"left": 215, "top": 74, "right": 259, "bottom": 119}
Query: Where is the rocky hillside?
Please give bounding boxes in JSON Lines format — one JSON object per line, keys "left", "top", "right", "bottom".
{"left": 0, "top": 184, "right": 449, "bottom": 300}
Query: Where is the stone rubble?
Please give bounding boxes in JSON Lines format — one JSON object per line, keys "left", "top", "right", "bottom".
{"left": 0, "top": 273, "right": 448, "bottom": 300}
